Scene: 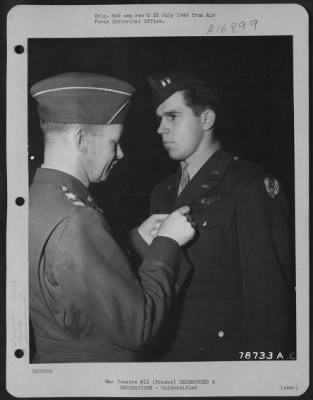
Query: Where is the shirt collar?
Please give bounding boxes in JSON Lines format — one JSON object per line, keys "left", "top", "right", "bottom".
{"left": 181, "top": 142, "right": 221, "bottom": 180}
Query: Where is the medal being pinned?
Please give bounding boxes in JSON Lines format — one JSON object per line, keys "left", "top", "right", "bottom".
{"left": 264, "top": 177, "right": 280, "bottom": 199}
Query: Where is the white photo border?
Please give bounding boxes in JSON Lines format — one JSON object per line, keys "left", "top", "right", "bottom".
{"left": 6, "top": 3, "right": 310, "bottom": 397}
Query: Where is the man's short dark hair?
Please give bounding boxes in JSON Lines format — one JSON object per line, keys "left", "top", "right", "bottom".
{"left": 181, "top": 80, "right": 220, "bottom": 117}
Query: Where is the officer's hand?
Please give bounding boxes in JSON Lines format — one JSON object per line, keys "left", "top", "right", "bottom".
{"left": 138, "top": 214, "right": 168, "bottom": 245}
{"left": 157, "top": 206, "right": 195, "bottom": 246}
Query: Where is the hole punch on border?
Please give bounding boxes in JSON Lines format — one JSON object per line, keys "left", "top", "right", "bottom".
{"left": 14, "top": 349, "right": 24, "bottom": 359}
{"left": 14, "top": 45, "right": 24, "bottom": 54}
{"left": 15, "top": 197, "right": 25, "bottom": 206}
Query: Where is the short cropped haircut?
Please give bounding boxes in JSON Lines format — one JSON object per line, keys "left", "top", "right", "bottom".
{"left": 40, "top": 120, "right": 68, "bottom": 133}
{"left": 40, "top": 120, "right": 103, "bottom": 136}
{"left": 181, "top": 80, "right": 220, "bottom": 117}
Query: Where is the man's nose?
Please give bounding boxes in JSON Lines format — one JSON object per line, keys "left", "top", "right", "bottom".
{"left": 157, "top": 118, "right": 168, "bottom": 135}
{"left": 117, "top": 144, "right": 124, "bottom": 160}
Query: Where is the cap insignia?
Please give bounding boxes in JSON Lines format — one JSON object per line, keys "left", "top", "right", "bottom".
{"left": 160, "top": 77, "right": 172, "bottom": 87}
{"left": 264, "top": 177, "right": 280, "bottom": 199}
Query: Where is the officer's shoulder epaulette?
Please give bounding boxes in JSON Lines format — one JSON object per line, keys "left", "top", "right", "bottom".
{"left": 59, "top": 184, "right": 85, "bottom": 205}
{"left": 58, "top": 184, "right": 105, "bottom": 216}
{"left": 229, "top": 156, "right": 281, "bottom": 199}
{"left": 229, "top": 156, "right": 265, "bottom": 184}
{"left": 56, "top": 184, "right": 95, "bottom": 218}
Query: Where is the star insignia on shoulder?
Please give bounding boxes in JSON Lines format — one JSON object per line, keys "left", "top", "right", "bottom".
{"left": 264, "top": 177, "right": 280, "bottom": 199}
{"left": 65, "top": 192, "right": 77, "bottom": 200}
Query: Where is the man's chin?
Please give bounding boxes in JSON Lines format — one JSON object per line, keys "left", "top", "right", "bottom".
{"left": 95, "top": 172, "right": 109, "bottom": 183}
{"left": 166, "top": 150, "right": 184, "bottom": 161}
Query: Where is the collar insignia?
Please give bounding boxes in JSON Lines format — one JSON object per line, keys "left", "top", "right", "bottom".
{"left": 201, "top": 183, "right": 212, "bottom": 189}
{"left": 199, "top": 196, "right": 221, "bottom": 205}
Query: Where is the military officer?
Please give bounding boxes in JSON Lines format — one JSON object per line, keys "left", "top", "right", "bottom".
{"left": 29, "top": 72, "right": 195, "bottom": 363}
{"left": 131, "top": 72, "right": 296, "bottom": 361}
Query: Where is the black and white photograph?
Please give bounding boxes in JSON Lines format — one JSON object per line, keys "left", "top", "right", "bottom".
{"left": 27, "top": 34, "right": 297, "bottom": 365}
{"left": 4, "top": 3, "right": 310, "bottom": 398}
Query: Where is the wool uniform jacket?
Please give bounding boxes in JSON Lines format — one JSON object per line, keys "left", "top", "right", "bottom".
{"left": 134, "top": 148, "right": 296, "bottom": 361}
{"left": 29, "top": 168, "right": 191, "bottom": 363}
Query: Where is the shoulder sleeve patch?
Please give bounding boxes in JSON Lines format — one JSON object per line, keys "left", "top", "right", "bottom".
{"left": 264, "top": 177, "right": 280, "bottom": 199}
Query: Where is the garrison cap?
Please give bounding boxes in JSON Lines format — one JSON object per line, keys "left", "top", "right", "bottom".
{"left": 30, "top": 72, "right": 135, "bottom": 124}
{"left": 147, "top": 72, "right": 199, "bottom": 108}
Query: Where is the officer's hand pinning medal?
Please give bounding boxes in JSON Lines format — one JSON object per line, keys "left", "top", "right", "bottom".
{"left": 185, "top": 211, "right": 197, "bottom": 230}
{"left": 150, "top": 206, "right": 197, "bottom": 244}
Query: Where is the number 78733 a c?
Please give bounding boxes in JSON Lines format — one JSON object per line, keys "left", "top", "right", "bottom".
{"left": 239, "top": 352, "right": 288, "bottom": 360}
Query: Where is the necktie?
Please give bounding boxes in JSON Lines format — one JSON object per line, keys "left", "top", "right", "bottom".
{"left": 178, "top": 162, "right": 190, "bottom": 195}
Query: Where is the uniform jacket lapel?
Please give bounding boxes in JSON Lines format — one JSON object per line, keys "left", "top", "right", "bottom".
{"left": 175, "top": 149, "right": 233, "bottom": 207}
{"left": 156, "top": 171, "right": 181, "bottom": 211}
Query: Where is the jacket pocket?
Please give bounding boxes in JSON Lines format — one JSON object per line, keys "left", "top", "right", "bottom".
{"left": 187, "top": 202, "right": 235, "bottom": 272}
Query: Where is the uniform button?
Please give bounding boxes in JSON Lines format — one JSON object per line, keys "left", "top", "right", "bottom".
{"left": 218, "top": 330, "right": 224, "bottom": 338}
{"left": 202, "top": 221, "right": 208, "bottom": 227}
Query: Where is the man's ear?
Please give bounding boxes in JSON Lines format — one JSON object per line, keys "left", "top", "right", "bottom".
{"left": 76, "top": 126, "right": 88, "bottom": 153}
{"left": 201, "top": 109, "right": 216, "bottom": 131}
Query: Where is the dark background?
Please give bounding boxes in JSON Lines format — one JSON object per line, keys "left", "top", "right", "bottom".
{"left": 28, "top": 36, "right": 295, "bottom": 243}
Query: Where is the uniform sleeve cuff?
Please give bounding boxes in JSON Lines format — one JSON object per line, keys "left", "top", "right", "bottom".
{"left": 129, "top": 228, "right": 150, "bottom": 259}
{"left": 146, "top": 236, "right": 180, "bottom": 268}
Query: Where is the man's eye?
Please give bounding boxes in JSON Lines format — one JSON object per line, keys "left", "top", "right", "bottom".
{"left": 167, "top": 114, "right": 177, "bottom": 121}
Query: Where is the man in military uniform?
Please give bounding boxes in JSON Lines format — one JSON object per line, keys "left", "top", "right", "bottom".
{"left": 29, "top": 72, "right": 195, "bottom": 363}
{"left": 131, "top": 72, "right": 296, "bottom": 361}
